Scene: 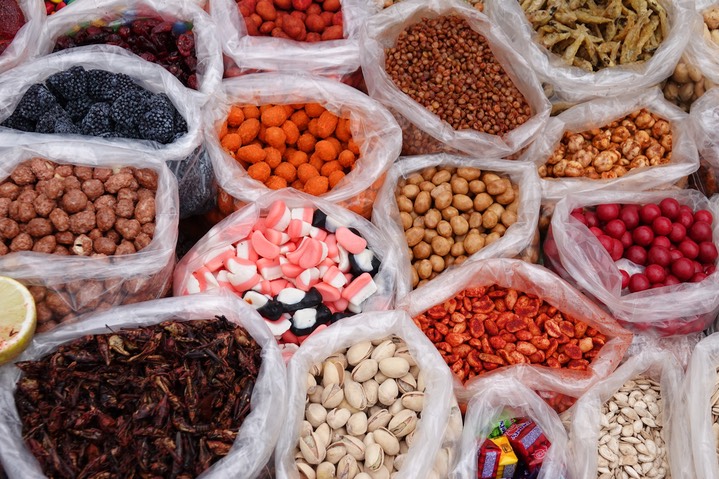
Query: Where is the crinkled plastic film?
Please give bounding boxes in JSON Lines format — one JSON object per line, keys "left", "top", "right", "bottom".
{"left": 0, "top": 294, "right": 287, "bottom": 479}
{"left": 0, "top": 0, "right": 44, "bottom": 74}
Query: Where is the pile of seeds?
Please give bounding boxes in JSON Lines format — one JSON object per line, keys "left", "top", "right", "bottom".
{"left": 14, "top": 317, "right": 262, "bottom": 478}
{"left": 384, "top": 15, "right": 532, "bottom": 136}
{"left": 597, "top": 377, "right": 669, "bottom": 479}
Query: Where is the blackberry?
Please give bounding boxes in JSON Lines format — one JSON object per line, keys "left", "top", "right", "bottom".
{"left": 86, "top": 70, "right": 114, "bottom": 100}
{"left": 1, "top": 113, "right": 35, "bottom": 132}
{"left": 46, "top": 66, "right": 88, "bottom": 101}
{"left": 54, "top": 118, "right": 80, "bottom": 135}
{"left": 15, "top": 84, "right": 58, "bottom": 121}
{"left": 111, "top": 89, "right": 152, "bottom": 128}
{"left": 65, "top": 97, "right": 94, "bottom": 122}
{"left": 174, "top": 109, "right": 188, "bottom": 134}
{"left": 89, "top": 71, "right": 139, "bottom": 102}
{"left": 138, "top": 106, "right": 175, "bottom": 144}
{"left": 81, "top": 102, "right": 114, "bottom": 136}
{"left": 115, "top": 123, "right": 142, "bottom": 140}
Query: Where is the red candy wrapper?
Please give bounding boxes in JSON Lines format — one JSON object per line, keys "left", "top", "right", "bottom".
{"left": 504, "top": 417, "right": 551, "bottom": 474}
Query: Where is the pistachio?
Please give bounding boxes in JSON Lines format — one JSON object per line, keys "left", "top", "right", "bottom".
{"left": 323, "top": 360, "right": 345, "bottom": 387}
{"left": 326, "top": 352, "right": 348, "bottom": 369}
{"left": 363, "top": 379, "right": 379, "bottom": 407}
{"left": 327, "top": 408, "right": 352, "bottom": 429}
{"left": 365, "top": 443, "right": 385, "bottom": 472}
{"left": 352, "top": 359, "right": 379, "bottom": 383}
{"left": 321, "top": 384, "right": 344, "bottom": 409}
{"left": 299, "top": 432, "right": 326, "bottom": 465}
{"left": 355, "top": 474, "right": 372, "bottom": 479}
{"left": 326, "top": 442, "right": 347, "bottom": 464}
{"left": 331, "top": 427, "right": 346, "bottom": 444}
{"left": 396, "top": 373, "right": 417, "bottom": 394}
{"left": 347, "top": 341, "right": 373, "bottom": 366}
{"left": 363, "top": 431, "right": 376, "bottom": 447}
{"left": 388, "top": 410, "right": 418, "bottom": 438}
{"left": 300, "top": 420, "right": 313, "bottom": 438}
{"left": 370, "top": 339, "right": 396, "bottom": 361}
{"left": 394, "top": 345, "right": 417, "bottom": 366}
{"left": 374, "top": 371, "right": 388, "bottom": 383}
{"left": 401, "top": 391, "right": 424, "bottom": 412}
{"left": 336, "top": 454, "right": 359, "bottom": 479}
{"left": 373, "top": 427, "right": 400, "bottom": 455}
{"left": 347, "top": 411, "right": 369, "bottom": 436}
{"left": 393, "top": 453, "right": 406, "bottom": 471}
{"left": 344, "top": 380, "right": 368, "bottom": 410}
{"left": 367, "top": 409, "right": 393, "bottom": 432}
{"left": 307, "top": 403, "right": 328, "bottom": 428}
{"left": 416, "top": 370, "right": 426, "bottom": 392}
{"left": 342, "top": 435, "right": 366, "bottom": 461}
{"left": 307, "top": 373, "right": 317, "bottom": 390}
{"left": 379, "top": 357, "right": 410, "bottom": 378}
{"left": 316, "top": 461, "right": 335, "bottom": 479}
{"left": 308, "top": 385, "right": 324, "bottom": 404}
{"left": 297, "top": 461, "right": 317, "bottom": 479}
{"left": 315, "top": 423, "right": 331, "bottom": 450}
{"left": 368, "top": 466, "right": 391, "bottom": 479}
{"left": 378, "top": 379, "right": 399, "bottom": 406}
{"left": 389, "top": 398, "right": 404, "bottom": 416}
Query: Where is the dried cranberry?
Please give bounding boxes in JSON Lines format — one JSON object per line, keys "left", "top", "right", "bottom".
{"left": 177, "top": 33, "right": 195, "bottom": 57}
{"left": 151, "top": 21, "right": 174, "bottom": 35}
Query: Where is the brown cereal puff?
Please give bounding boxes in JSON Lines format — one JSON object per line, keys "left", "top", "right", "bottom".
{"left": 297, "top": 133, "right": 317, "bottom": 153}
{"left": 265, "top": 126, "right": 287, "bottom": 149}
{"left": 221, "top": 133, "right": 241, "bottom": 152}
{"left": 275, "top": 162, "right": 297, "bottom": 183}
{"left": 243, "top": 105, "right": 261, "bottom": 119}
{"left": 315, "top": 140, "right": 338, "bottom": 161}
{"left": 320, "top": 160, "right": 342, "bottom": 177}
{"left": 291, "top": 110, "right": 310, "bottom": 131}
{"left": 329, "top": 170, "right": 345, "bottom": 188}
{"left": 305, "top": 103, "right": 326, "bottom": 118}
{"left": 336, "top": 118, "right": 352, "bottom": 142}
{"left": 287, "top": 150, "right": 309, "bottom": 167}
{"left": 291, "top": 180, "right": 304, "bottom": 189}
{"left": 348, "top": 138, "right": 361, "bottom": 155}
{"left": 307, "top": 118, "right": 320, "bottom": 137}
{"left": 266, "top": 175, "right": 288, "bottom": 190}
{"left": 261, "top": 105, "right": 289, "bottom": 127}
{"left": 316, "top": 110, "right": 339, "bottom": 138}
{"left": 304, "top": 175, "right": 329, "bottom": 195}
{"left": 239, "top": 118, "right": 261, "bottom": 144}
{"left": 338, "top": 150, "right": 356, "bottom": 168}
{"left": 282, "top": 121, "right": 300, "bottom": 145}
{"left": 309, "top": 155, "right": 324, "bottom": 173}
{"left": 227, "top": 105, "right": 246, "bottom": 127}
{"left": 298, "top": 163, "right": 320, "bottom": 183}
{"left": 248, "top": 162, "right": 272, "bottom": 183}
{"left": 237, "top": 144, "right": 267, "bottom": 163}
{"left": 219, "top": 122, "right": 228, "bottom": 139}
{"left": 265, "top": 148, "right": 283, "bottom": 168}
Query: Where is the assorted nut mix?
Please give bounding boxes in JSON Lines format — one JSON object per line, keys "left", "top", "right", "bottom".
{"left": 294, "top": 336, "right": 437, "bottom": 478}
{"left": 539, "top": 109, "right": 673, "bottom": 180}
{"left": 220, "top": 103, "right": 359, "bottom": 196}
{"left": 520, "top": 0, "right": 668, "bottom": 72}
{"left": 662, "top": 60, "right": 712, "bottom": 112}
{"left": 236, "top": 0, "right": 344, "bottom": 41}
{"left": 412, "top": 285, "right": 607, "bottom": 383}
{"left": 597, "top": 377, "right": 668, "bottom": 479}
{"left": 396, "top": 166, "right": 520, "bottom": 289}
{"left": 0, "top": 159, "right": 158, "bottom": 257}
{"left": 385, "top": 15, "right": 532, "bottom": 136}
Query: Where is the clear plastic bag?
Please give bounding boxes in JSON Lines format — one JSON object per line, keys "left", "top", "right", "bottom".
{"left": 523, "top": 88, "right": 699, "bottom": 202}
{"left": 0, "top": 0, "right": 44, "bottom": 74}
{"left": 360, "top": 0, "right": 550, "bottom": 158}
{"left": 210, "top": 0, "right": 370, "bottom": 77}
{"left": 686, "top": 1, "right": 719, "bottom": 91}
{"left": 371, "top": 153, "right": 541, "bottom": 299}
{"left": 568, "top": 348, "right": 689, "bottom": 479}
{"left": 405, "top": 258, "right": 633, "bottom": 396}
{"left": 545, "top": 188, "right": 719, "bottom": 335}
{"left": 173, "top": 188, "right": 397, "bottom": 317}
{"left": 0, "top": 140, "right": 179, "bottom": 332}
{"left": 206, "top": 74, "right": 401, "bottom": 219}
{"left": 34, "top": 0, "right": 223, "bottom": 98}
{"left": 487, "top": 0, "right": 697, "bottom": 103}
{"left": 0, "top": 47, "right": 203, "bottom": 161}
{"left": 273, "top": 310, "right": 455, "bottom": 479}
{"left": 0, "top": 293, "right": 287, "bottom": 479}
{"left": 691, "top": 88, "right": 719, "bottom": 175}
{"left": 167, "top": 144, "right": 217, "bottom": 218}
{"left": 685, "top": 331, "right": 719, "bottom": 478}
{"left": 451, "top": 373, "right": 569, "bottom": 479}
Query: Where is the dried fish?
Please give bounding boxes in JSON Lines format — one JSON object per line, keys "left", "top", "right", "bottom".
{"left": 520, "top": 0, "right": 668, "bottom": 72}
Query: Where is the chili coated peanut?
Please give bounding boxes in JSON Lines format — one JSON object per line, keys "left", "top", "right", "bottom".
{"left": 412, "top": 285, "right": 606, "bottom": 383}
{"left": 539, "top": 109, "right": 672, "bottom": 180}
{"left": 396, "top": 166, "right": 520, "bottom": 289}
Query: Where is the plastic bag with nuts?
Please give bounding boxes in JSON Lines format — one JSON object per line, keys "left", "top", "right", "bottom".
{"left": 0, "top": 0, "right": 43, "bottom": 75}
{"left": 523, "top": 88, "right": 699, "bottom": 202}
{"left": 273, "top": 310, "right": 457, "bottom": 479}
{"left": 690, "top": 88, "right": 719, "bottom": 178}
{"left": 210, "top": 0, "right": 371, "bottom": 77}
{"left": 372, "top": 153, "right": 541, "bottom": 298}
{"left": 206, "top": 74, "right": 401, "bottom": 219}
{"left": 545, "top": 189, "right": 719, "bottom": 335}
{"left": 685, "top": 1, "right": 719, "bottom": 97}
{"left": 452, "top": 373, "right": 569, "bottom": 479}
{"left": 0, "top": 141, "right": 178, "bottom": 333}
{"left": 405, "top": 258, "right": 633, "bottom": 396}
{"left": 487, "top": 0, "right": 696, "bottom": 103}
{"left": 568, "top": 348, "right": 689, "bottom": 479}
{"left": 0, "top": 294, "right": 288, "bottom": 479}
{"left": 684, "top": 331, "right": 719, "bottom": 478}
{"left": 32, "top": 0, "right": 223, "bottom": 98}
{"left": 360, "top": 0, "right": 551, "bottom": 158}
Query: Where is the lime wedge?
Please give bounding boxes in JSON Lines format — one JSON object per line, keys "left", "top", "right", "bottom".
{"left": 0, "top": 277, "right": 36, "bottom": 366}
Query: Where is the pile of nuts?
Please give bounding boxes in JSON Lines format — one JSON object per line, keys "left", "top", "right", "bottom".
{"left": 377, "top": 0, "right": 482, "bottom": 10}
{"left": 412, "top": 285, "right": 607, "bottom": 382}
{"left": 710, "top": 367, "right": 719, "bottom": 455}
{"left": 705, "top": 6, "right": 719, "bottom": 47}
{"left": 662, "top": 61, "right": 713, "bottom": 112}
{"left": 597, "top": 377, "right": 669, "bottom": 479}
{"left": 236, "top": 0, "right": 344, "bottom": 41}
{"left": 0, "top": 159, "right": 158, "bottom": 257}
{"left": 219, "top": 103, "right": 360, "bottom": 196}
{"left": 294, "top": 336, "right": 438, "bottom": 478}
{"left": 395, "top": 166, "right": 519, "bottom": 289}
{"left": 539, "top": 109, "right": 673, "bottom": 180}
{"left": 384, "top": 15, "right": 532, "bottom": 136}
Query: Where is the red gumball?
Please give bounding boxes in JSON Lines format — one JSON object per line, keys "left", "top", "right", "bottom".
{"left": 628, "top": 273, "right": 650, "bottom": 293}
{"left": 620, "top": 231, "right": 633, "bottom": 248}
{"left": 651, "top": 236, "right": 672, "bottom": 249}
{"left": 589, "top": 226, "right": 604, "bottom": 238}
{"left": 639, "top": 204, "right": 661, "bottom": 225}
{"left": 610, "top": 238, "right": 624, "bottom": 261}
{"left": 698, "top": 242, "right": 719, "bottom": 264}
{"left": 668, "top": 223, "right": 686, "bottom": 243}
{"left": 691, "top": 272, "right": 708, "bottom": 283}
{"left": 632, "top": 226, "right": 654, "bottom": 247}
{"left": 647, "top": 246, "right": 671, "bottom": 267}
{"left": 677, "top": 210, "right": 694, "bottom": 229}
{"left": 694, "top": 209, "right": 714, "bottom": 225}
{"left": 651, "top": 216, "right": 672, "bottom": 236}
{"left": 619, "top": 205, "right": 640, "bottom": 230}
{"left": 671, "top": 258, "right": 695, "bottom": 281}
{"left": 605, "top": 219, "right": 627, "bottom": 239}
{"left": 678, "top": 239, "right": 699, "bottom": 259}
{"left": 620, "top": 269, "right": 630, "bottom": 289}
{"left": 598, "top": 235, "right": 614, "bottom": 253}
{"left": 645, "top": 264, "right": 667, "bottom": 284}
{"left": 596, "top": 204, "right": 620, "bottom": 222}
{"left": 570, "top": 211, "right": 588, "bottom": 225}
{"left": 665, "top": 275, "right": 681, "bottom": 286}
{"left": 626, "top": 245, "right": 648, "bottom": 265}
{"left": 659, "top": 198, "right": 680, "bottom": 220}
{"left": 585, "top": 210, "right": 599, "bottom": 228}
{"left": 689, "top": 221, "right": 713, "bottom": 243}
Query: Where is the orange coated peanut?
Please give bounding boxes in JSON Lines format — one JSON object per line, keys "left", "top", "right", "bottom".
{"left": 412, "top": 285, "right": 607, "bottom": 383}
{"left": 219, "top": 102, "right": 359, "bottom": 196}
